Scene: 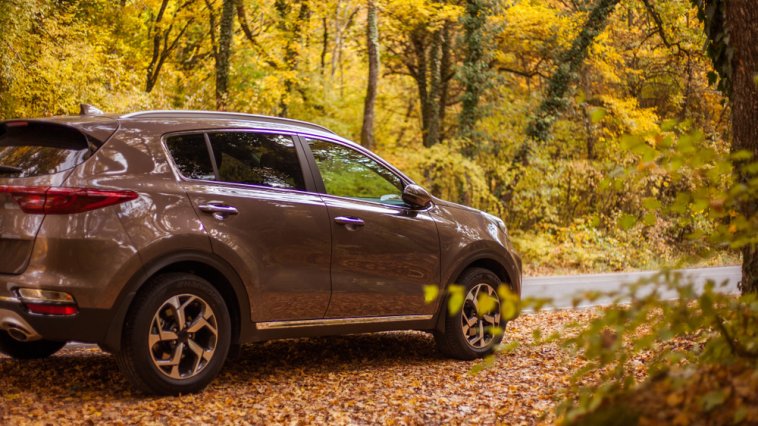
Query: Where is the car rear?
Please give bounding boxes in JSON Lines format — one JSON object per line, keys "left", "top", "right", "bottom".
{"left": 0, "top": 118, "right": 141, "bottom": 344}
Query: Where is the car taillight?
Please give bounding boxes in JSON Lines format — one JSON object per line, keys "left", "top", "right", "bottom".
{"left": 0, "top": 186, "right": 138, "bottom": 214}
{"left": 16, "top": 289, "right": 79, "bottom": 316}
{"left": 25, "top": 303, "right": 79, "bottom": 316}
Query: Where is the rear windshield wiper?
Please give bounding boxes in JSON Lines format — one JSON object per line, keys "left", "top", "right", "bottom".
{"left": 0, "top": 164, "right": 23, "bottom": 174}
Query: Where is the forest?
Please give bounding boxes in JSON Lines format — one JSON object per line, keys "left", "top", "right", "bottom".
{"left": 0, "top": 0, "right": 752, "bottom": 277}
{"left": 2, "top": 0, "right": 758, "bottom": 423}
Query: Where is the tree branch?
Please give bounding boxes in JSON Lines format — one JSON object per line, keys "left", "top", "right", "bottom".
{"left": 641, "top": 0, "right": 690, "bottom": 56}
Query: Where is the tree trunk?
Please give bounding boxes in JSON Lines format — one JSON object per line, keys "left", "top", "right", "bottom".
{"left": 360, "top": 0, "right": 379, "bottom": 149}
{"left": 424, "top": 29, "right": 444, "bottom": 148}
{"left": 145, "top": 0, "right": 170, "bottom": 93}
{"left": 411, "top": 31, "right": 430, "bottom": 145}
{"left": 725, "top": 1, "right": 758, "bottom": 293}
{"left": 215, "top": 0, "right": 236, "bottom": 110}
{"left": 459, "top": 0, "right": 488, "bottom": 154}
{"left": 321, "top": 17, "right": 328, "bottom": 73}
{"left": 438, "top": 21, "right": 452, "bottom": 143}
{"left": 276, "top": 0, "right": 310, "bottom": 117}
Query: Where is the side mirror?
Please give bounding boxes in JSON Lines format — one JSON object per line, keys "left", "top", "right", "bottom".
{"left": 402, "top": 184, "right": 432, "bottom": 209}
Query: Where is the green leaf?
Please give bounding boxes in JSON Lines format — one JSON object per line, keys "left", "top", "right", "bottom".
{"left": 620, "top": 134, "right": 643, "bottom": 150}
{"left": 501, "top": 299, "right": 518, "bottom": 320}
{"left": 589, "top": 106, "right": 606, "bottom": 123}
{"left": 734, "top": 406, "right": 748, "bottom": 424}
{"left": 701, "top": 389, "right": 728, "bottom": 411}
{"left": 707, "top": 71, "right": 718, "bottom": 86}
{"left": 661, "top": 118, "right": 678, "bottom": 131}
{"left": 532, "top": 328, "right": 542, "bottom": 341}
{"left": 671, "top": 193, "right": 691, "bottom": 214}
{"left": 423, "top": 285, "right": 439, "bottom": 304}
{"left": 497, "top": 340, "right": 519, "bottom": 354}
{"left": 618, "top": 214, "right": 637, "bottom": 230}
{"left": 642, "top": 197, "right": 662, "bottom": 210}
{"left": 470, "top": 354, "right": 495, "bottom": 374}
{"left": 732, "top": 150, "right": 754, "bottom": 161}
{"left": 447, "top": 285, "right": 465, "bottom": 316}
{"left": 476, "top": 293, "right": 497, "bottom": 315}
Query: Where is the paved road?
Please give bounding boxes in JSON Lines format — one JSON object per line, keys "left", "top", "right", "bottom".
{"left": 522, "top": 265, "right": 742, "bottom": 309}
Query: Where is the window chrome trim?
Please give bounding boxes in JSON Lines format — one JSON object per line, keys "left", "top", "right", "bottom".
{"left": 298, "top": 135, "right": 435, "bottom": 212}
{"left": 158, "top": 127, "right": 432, "bottom": 209}
{"left": 160, "top": 129, "right": 316, "bottom": 196}
{"left": 316, "top": 192, "right": 435, "bottom": 213}
{"left": 298, "top": 134, "right": 416, "bottom": 188}
{"left": 255, "top": 314, "right": 434, "bottom": 330}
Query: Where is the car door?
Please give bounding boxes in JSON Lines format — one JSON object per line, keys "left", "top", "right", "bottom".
{"left": 302, "top": 137, "right": 441, "bottom": 318}
{"left": 164, "top": 131, "right": 332, "bottom": 322}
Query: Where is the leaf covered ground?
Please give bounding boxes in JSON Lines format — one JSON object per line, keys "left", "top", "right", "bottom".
{"left": 0, "top": 310, "right": 595, "bottom": 425}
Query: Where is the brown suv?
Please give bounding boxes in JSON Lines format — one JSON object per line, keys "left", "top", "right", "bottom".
{"left": 0, "top": 108, "right": 521, "bottom": 395}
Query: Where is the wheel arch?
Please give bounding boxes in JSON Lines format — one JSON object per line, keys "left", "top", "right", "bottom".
{"left": 433, "top": 254, "right": 521, "bottom": 334}
{"left": 101, "top": 251, "right": 252, "bottom": 353}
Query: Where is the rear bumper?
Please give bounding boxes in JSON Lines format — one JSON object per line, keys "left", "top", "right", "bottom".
{"left": 0, "top": 297, "right": 113, "bottom": 343}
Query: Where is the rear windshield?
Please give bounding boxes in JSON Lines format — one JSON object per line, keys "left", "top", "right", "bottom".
{"left": 0, "top": 122, "right": 90, "bottom": 178}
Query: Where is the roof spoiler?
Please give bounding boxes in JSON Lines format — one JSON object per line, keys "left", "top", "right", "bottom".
{"left": 80, "top": 104, "right": 105, "bottom": 116}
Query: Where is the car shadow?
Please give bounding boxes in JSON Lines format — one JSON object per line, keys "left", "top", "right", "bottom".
{"left": 0, "top": 331, "right": 447, "bottom": 401}
{"left": 223, "top": 331, "right": 443, "bottom": 378}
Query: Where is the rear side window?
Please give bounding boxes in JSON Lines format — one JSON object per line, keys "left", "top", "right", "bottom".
{"left": 165, "top": 132, "right": 306, "bottom": 191}
{"left": 0, "top": 122, "right": 90, "bottom": 178}
{"left": 165, "top": 134, "right": 215, "bottom": 180}
{"left": 208, "top": 132, "right": 305, "bottom": 190}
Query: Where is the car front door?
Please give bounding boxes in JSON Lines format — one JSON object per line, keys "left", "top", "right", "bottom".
{"left": 302, "top": 137, "right": 441, "bottom": 318}
{"left": 165, "top": 131, "right": 332, "bottom": 322}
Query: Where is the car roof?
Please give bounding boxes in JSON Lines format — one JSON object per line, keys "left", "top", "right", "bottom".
{"left": 4, "top": 109, "right": 361, "bottom": 148}
{"left": 114, "top": 110, "right": 365, "bottom": 148}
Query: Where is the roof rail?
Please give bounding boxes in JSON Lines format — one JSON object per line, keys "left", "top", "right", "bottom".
{"left": 121, "top": 110, "right": 336, "bottom": 134}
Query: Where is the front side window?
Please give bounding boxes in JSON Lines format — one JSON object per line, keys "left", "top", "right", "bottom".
{"left": 306, "top": 138, "right": 404, "bottom": 205}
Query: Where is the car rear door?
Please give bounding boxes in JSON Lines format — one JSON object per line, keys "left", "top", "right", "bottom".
{"left": 164, "top": 131, "right": 332, "bottom": 322}
{"left": 302, "top": 137, "right": 441, "bottom": 319}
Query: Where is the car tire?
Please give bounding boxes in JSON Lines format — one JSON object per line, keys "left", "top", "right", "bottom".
{"left": 0, "top": 331, "right": 66, "bottom": 359}
{"left": 434, "top": 268, "right": 507, "bottom": 360}
{"left": 115, "top": 273, "right": 231, "bottom": 395}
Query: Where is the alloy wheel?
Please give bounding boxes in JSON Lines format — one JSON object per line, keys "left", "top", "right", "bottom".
{"left": 148, "top": 294, "right": 219, "bottom": 380}
{"left": 460, "top": 283, "right": 501, "bottom": 349}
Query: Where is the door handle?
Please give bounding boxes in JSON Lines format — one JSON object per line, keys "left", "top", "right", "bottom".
{"left": 334, "top": 216, "right": 365, "bottom": 228}
{"left": 198, "top": 202, "right": 239, "bottom": 220}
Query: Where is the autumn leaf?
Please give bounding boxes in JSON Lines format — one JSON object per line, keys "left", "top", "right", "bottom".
{"left": 423, "top": 285, "right": 439, "bottom": 304}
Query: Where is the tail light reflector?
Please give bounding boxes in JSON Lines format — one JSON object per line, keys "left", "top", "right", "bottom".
{"left": 0, "top": 186, "right": 138, "bottom": 214}
{"left": 25, "top": 303, "right": 79, "bottom": 316}
{"left": 15, "top": 289, "right": 79, "bottom": 316}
